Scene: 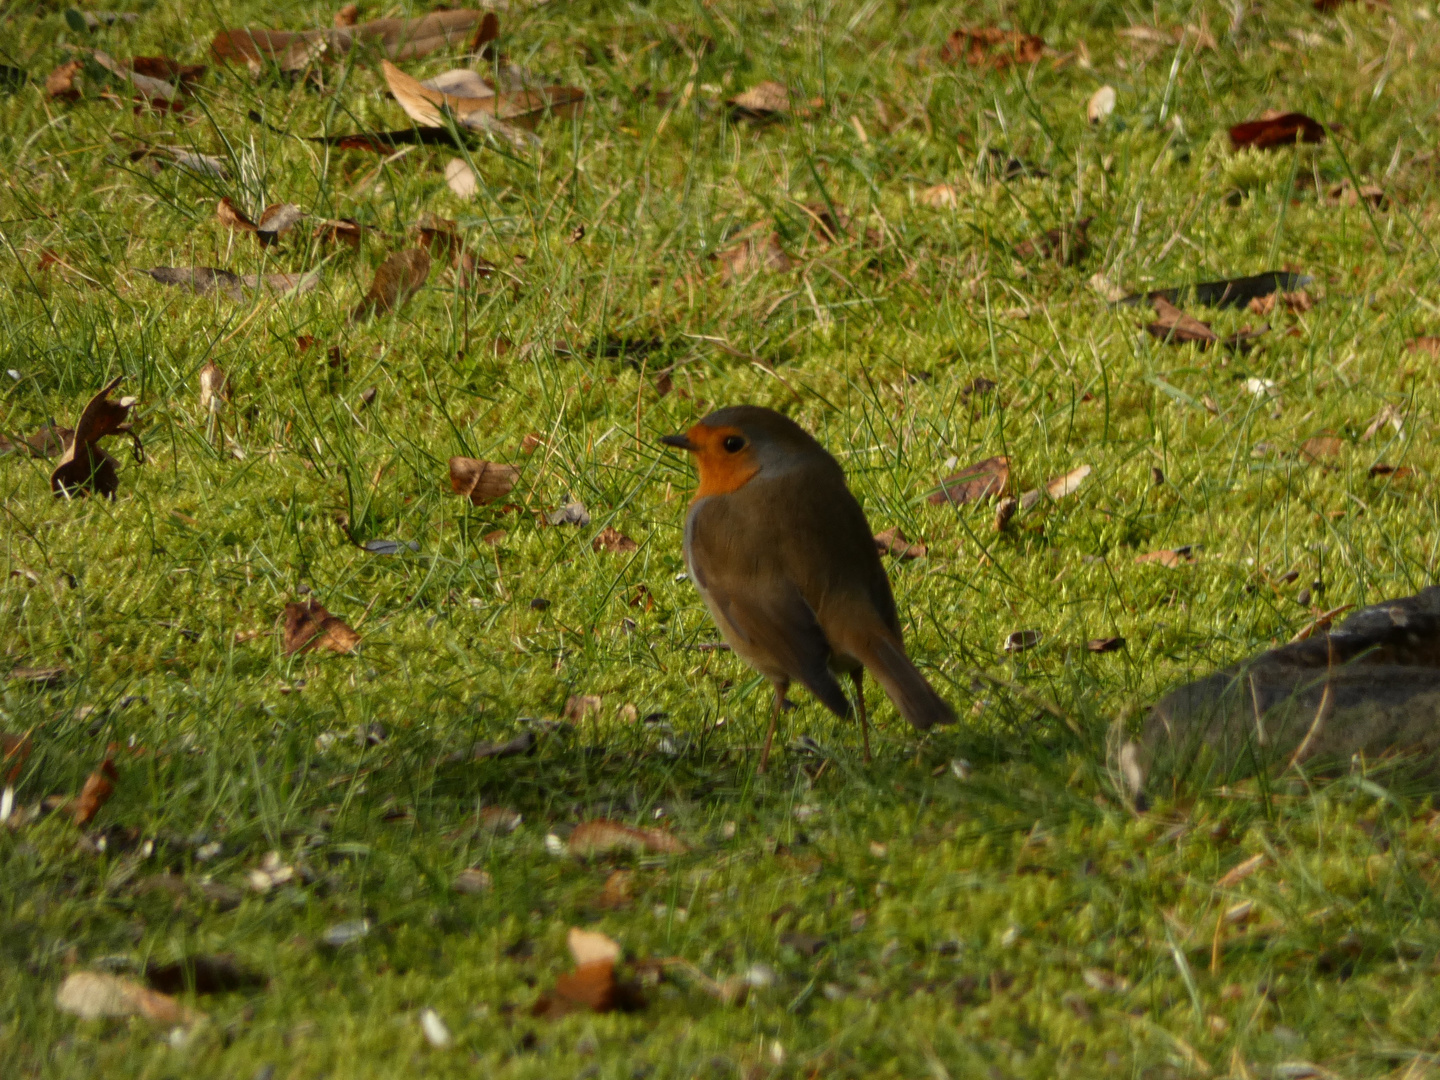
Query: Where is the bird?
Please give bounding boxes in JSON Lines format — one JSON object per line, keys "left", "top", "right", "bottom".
{"left": 661, "top": 405, "right": 955, "bottom": 771}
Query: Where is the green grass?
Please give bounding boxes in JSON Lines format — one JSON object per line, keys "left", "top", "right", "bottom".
{"left": 4, "top": 0, "right": 1440, "bottom": 1076}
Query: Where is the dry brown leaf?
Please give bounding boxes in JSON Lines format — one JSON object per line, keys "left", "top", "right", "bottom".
{"left": 412, "top": 213, "right": 458, "bottom": 257}
{"left": 334, "top": 3, "right": 359, "bottom": 28}
{"left": 72, "top": 755, "right": 118, "bottom": 826}
{"left": 533, "top": 928, "right": 645, "bottom": 1018}
{"left": 592, "top": 526, "right": 639, "bottom": 554}
{"left": 145, "top": 266, "right": 318, "bottom": 299}
{"left": 1216, "top": 853, "right": 1266, "bottom": 888}
{"left": 1087, "top": 637, "right": 1126, "bottom": 654}
{"left": 716, "top": 228, "right": 792, "bottom": 280}
{"left": 282, "top": 600, "right": 360, "bottom": 655}
{"left": 1368, "top": 463, "right": 1412, "bottom": 480}
{"left": 1229, "top": 113, "right": 1326, "bottom": 151}
{"left": 564, "top": 694, "right": 603, "bottom": 722}
{"left": 198, "top": 362, "right": 228, "bottom": 415}
{"left": 1003, "top": 630, "right": 1041, "bottom": 653}
{"left": 941, "top": 27, "right": 1045, "bottom": 69}
{"left": 353, "top": 248, "right": 430, "bottom": 319}
{"left": 1324, "top": 179, "right": 1387, "bottom": 209}
{"left": 1300, "top": 433, "right": 1343, "bottom": 462}
{"left": 56, "top": 972, "right": 203, "bottom": 1026}
{"left": 380, "top": 59, "right": 583, "bottom": 143}
{"left": 46, "top": 60, "right": 84, "bottom": 100}
{"left": 129, "top": 57, "right": 206, "bottom": 87}
{"left": 215, "top": 197, "right": 256, "bottom": 233}
{"left": 444, "top": 157, "right": 479, "bottom": 199}
{"left": 50, "top": 377, "right": 137, "bottom": 500}
{"left": 1147, "top": 297, "right": 1219, "bottom": 348}
{"left": 1135, "top": 546, "right": 1195, "bottom": 568}
{"left": 569, "top": 819, "right": 688, "bottom": 857}
{"left": 1046, "top": 464, "right": 1092, "bottom": 500}
{"left": 313, "top": 218, "right": 365, "bottom": 246}
{"left": 874, "top": 526, "right": 926, "bottom": 559}
{"left": 213, "top": 10, "right": 491, "bottom": 71}
{"left": 20, "top": 425, "right": 72, "bottom": 458}
{"left": 1406, "top": 336, "right": 1440, "bottom": 357}
{"left": 448, "top": 457, "right": 518, "bottom": 506}
{"left": 727, "top": 80, "right": 791, "bottom": 119}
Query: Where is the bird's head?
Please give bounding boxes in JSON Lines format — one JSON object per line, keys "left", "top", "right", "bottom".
{"left": 661, "top": 405, "right": 828, "bottom": 499}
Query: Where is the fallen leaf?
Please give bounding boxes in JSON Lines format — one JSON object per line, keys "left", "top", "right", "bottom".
{"left": 380, "top": 59, "right": 582, "bottom": 146}
{"left": 1216, "top": 853, "right": 1267, "bottom": 888}
{"left": 1147, "top": 297, "right": 1219, "bottom": 347}
{"left": 1046, "top": 464, "right": 1091, "bottom": 500}
{"left": 716, "top": 227, "right": 793, "bottom": 280}
{"left": 50, "top": 377, "right": 137, "bottom": 500}
{"left": 1136, "top": 547, "right": 1195, "bottom": 568}
{"left": 534, "top": 928, "right": 644, "bottom": 1017}
{"left": 929, "top": 456, "right": 1009, "bottom": 506}
{"left": 9, "top": 665, "right": 67, "bottom": 686}
{"left": 56, "top": 972, "right": 203, "bottom": 1025}
{"left": 448, "top": 457, "right": 519, "bottom": 505}
{"left": 1087, "top": 85, "right": 1116, "bottom": 125}
{"left": 1300, "top": 434, "right": 1343, "bottom": 462}
{"left": 90, "top": 51, "right": 186, "bottom": 106}
{"left": 412, "top": 213, "right": 459, "bottom": 257}
{"left": 213, "top": 10, "right": 492, "bottom": 71}
{"left": 1229, "top": 113, "right": 1326, "bottom": 151}
{"left": 993, "top": 495, "right": 1018, "bottom": 532}
{"left": 334, "top": 4, "right": 359, "bottom": 28}
{"left": 453, "top": 868, "right": 493, "bottom": 894}
{"left": 564, "top": 695, "right": 603, "bottom": 722}
{"left": 547, "top": 499, "right": 591, "bottom": 526}
{"left": 353, "top": 248, "right": 431, "bottom": 319}
{"left": 45, "top": 60, "right": 84, "bottom": 100}
{"left": 216, "top": 197, "right": 257, "bottom": 233}
{"left": 569, "top": 819, "right": 688, "bottom": 857}
{"left": 593, "top": 526, "right": 639, "bottom": 554}
{"left": 444, "top": 157, "right": 479, "bottom": 198}
{"left": 1087, "top": 637, "right": 1126, "bottom": 653}
{"left": 129, "top": 145, "right": 229, "bottom": 178}
{"left": 479, "top": 806, "right": 522, "bottom": 832}
{"left": 282, "top": 600, "right": 360, "bottom": 655}
{"left": 942, "top": 27, "right": 1045, "bottom": 69}
{"left": 144, "top": 955, "right": 266, "bottom": 995}
{"left": 727, "top": 80, "right": 792, "bottom": 120}
{"left": 72, "top": 755, "right": 118, "bottom": 826}
{"left": 1406, "top": 337, "right": 1439, "bottom": 357}
{"left": 198, "top": 362, "right": 227, "bottom": 415}
{"left": 313, "top": 218, "right": 365, "bottom": 246}
{"left": 874, "top": 526, "right": 926, "bottom": 559}
{"left": 1003, "top": 630, "right": 1041, "bottom": 653}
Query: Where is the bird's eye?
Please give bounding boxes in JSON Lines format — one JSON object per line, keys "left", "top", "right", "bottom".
{"left": 722, "top": 435, "right": 746, "bottom": 453}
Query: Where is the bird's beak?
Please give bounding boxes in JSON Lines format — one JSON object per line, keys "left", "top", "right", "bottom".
{"left": 660, "top": 433, "right": 697, "bottom": 452}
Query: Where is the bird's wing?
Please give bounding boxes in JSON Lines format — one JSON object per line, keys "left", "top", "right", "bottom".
{"left": 686, "top": 497, "right": 851, "bottom": 717}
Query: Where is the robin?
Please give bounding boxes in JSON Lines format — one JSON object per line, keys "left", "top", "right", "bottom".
{"left": 661, "top": 405, "right": 956, "bottom": 770}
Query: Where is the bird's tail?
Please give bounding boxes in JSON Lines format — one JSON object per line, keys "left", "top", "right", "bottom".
{"left": 858, "top": 637, "right": 956, "bottom": 730}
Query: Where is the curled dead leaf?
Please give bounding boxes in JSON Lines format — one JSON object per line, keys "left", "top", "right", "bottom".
{"left": 282, "top": 600, "right": 360, "bottom": 655}
{"left": 1406, "top": 336, "right": 1439, "bottom": 357}
{"left": 72, "top": 755, "right": 118, "bottom": 826}
{"left": 569, "top": 819, "right": 688, "bottom": 857}
{"left": 1146, "top": 297, "right": 1218, "bottom": 348}
{"left": 448, "top": 457, "right": 518, "bottom": 505}
{"left": 1229, "top": 112, "right": 1326, "bottom": 151}
{"left": 727, "top": 80, "right": 792, "bottom": 120}
{"left": 1087, "top": 637, "right": 1125, "bottom": 654}
{"left": 214, "top": 10, "right": 492, "bottom": 71}
{"left": 592, "top": 526, "right": 639, "bottom": 554}
{"left": 564, "top": 694, "right": 603, "bottom": 722}
{"left": 1300, "top": 434, "right": 1343, "bottom": 462}
{"left": 46, "top": 61, "right": 84, "bottom": 101}
{"left": 198, "top": 362, "right": 227, "bottom": 415}
{"left": 50, "top": 377, "right": 137, "bottom": 500}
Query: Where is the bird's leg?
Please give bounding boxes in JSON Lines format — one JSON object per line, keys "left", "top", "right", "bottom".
{"left": 759, "top": 683, "right": 786, "bottom": 774}
{"left": 851, "top": 670, "right": 872, "bottom": 764}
